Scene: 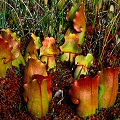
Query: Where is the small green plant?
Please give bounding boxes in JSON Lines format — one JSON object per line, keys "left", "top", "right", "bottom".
{"left": 40, "top": 37, "right": 59, "bottom": 71}
{"left": 74, "top": 53, "right": 94, "bottom": 79}
{"left": 60, "top": 33, "right": 80, "bottom": 63}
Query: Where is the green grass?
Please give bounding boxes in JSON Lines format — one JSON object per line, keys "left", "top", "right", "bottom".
{"left": 0, "top": 0, "right": 71, "bottom": 38}
{"left": 0, "top": 0, "right": 120, "bottom": 66}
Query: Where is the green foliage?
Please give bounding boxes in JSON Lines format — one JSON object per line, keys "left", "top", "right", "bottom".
{"left": 74, "top": 53, "right": 94, "bottom": 79}
{"left": 0, "top": 0, "right": 70, "bottom": 39}
{"left": 0, "top": 0, "right": 120, "bottom": 66}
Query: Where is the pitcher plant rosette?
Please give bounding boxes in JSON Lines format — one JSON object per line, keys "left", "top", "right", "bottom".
{"left": 1, "top": 0, "right": 120, "bottom": 119}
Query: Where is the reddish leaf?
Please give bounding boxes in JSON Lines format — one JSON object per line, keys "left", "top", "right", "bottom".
{"left": 2, "top": 29, "right": 20, "bottom": 59}
{"left": 0, "top": 38, "right": 12, "bottom": 63}
{"left": 1, "top": 29, "right": 25, "bottom": 67}
{"left": 24, "top": 74, "right": 52, "bottom": 118}
{"left": 0, "top": 38, "right": 12, "bottom": 77}
{"left": 73, "top": 4, "right": 86, "bottom": 45}
{"left": 32, "top": 74, "right": 52, "bottom": 101}
{"left": 98, "top": 67, "right": 119, "bottom": 109}
{"left": 24, "top": 58, "right": 47, "bottom": 83}
{"left": 40, "top": 37, "right": 59, "bottom": 71}
{"left": 69, "top": 75, "right": 100, "bottom": 117}
{"left": 40, "top": 37, "right": 59, "bottom": 56}
{"left": 25, "top": 33, "right": 41, "bottom": 62}
{"left": 66, "top": 3, "right": 80, "bottom": 21}
{"left": 73, "top": 4, "right": 86, "bottom": 33}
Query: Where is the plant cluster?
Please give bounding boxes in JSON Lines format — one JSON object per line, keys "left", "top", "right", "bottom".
{"left": 0, "top": 0, "right": 120, "bottom": 119}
